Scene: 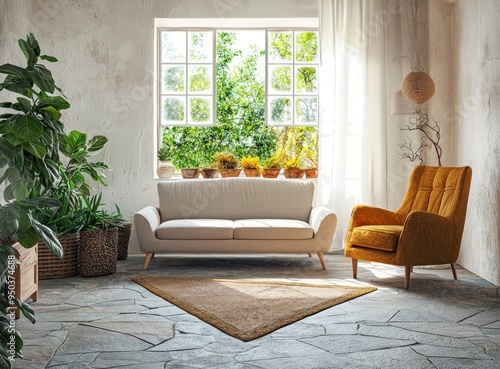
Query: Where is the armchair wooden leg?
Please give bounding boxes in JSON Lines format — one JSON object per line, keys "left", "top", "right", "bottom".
{"left": 317, "top": 252, "right": 326, "bottom": 270}
{"left": 144, "top": 253, "right": 153, "bottom": 270}
{"left": 352, "top": 258, "right": 358, "bottom": 279}
{"left": 450, "top": 263, "right": 458, "bottom": 280}
{"left": 405, "top": 266, "right": 411, "bottom": 289}
{"left": 308, "top": 253, "right": 312, "bottom": 257}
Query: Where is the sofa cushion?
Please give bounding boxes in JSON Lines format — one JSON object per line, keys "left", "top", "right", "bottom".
{"left": 234, "top": 219, "right": 314, "bottom": 240}
{"left": 351, "top": 225, "right": 403, "bottom": 252}
{"left": 157, "top": 219, "right": 234, "bottom": 240}
{"left": 157, "top": 178, "right": 314, "bottom": 222}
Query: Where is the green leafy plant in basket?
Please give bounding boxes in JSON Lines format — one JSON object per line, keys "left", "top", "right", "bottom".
{"left": 35, "top": 130, "right": 109, "bottom": 235}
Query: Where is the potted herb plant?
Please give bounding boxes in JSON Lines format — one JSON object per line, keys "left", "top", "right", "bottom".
{"left": 283, "top": 155, "right": 305, "bottom": 179}
{"left": 157, "top": 145, "right": 174, "bottom": 179}
{"left": 262, "top": 156, "right": 282, "bottom": 178}
{"left": 214, "top": 152, "right": 241, "bottom": 178}
{"left": 241, "top": 156, "right": 262, "bottom": 177}
{"left": 180, "top": 151, "right": 200, "bottom": 179}
{"left": 199, "top": 162, "right": 218, "bottom": 178}
{"left": 303, "top": 134, "right": 319, "bottom": 178}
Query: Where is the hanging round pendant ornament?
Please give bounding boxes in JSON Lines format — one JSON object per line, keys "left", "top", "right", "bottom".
{"left": 402, "top": 71, "right": 435, "bottom": 104}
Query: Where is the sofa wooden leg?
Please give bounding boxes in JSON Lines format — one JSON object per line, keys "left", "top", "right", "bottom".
{"left": 450, "top": 263, "right": 458, "bottom": 280}
{"left": 308, "top": 253, "right": 312, "bottom": 257}
{"left": 317, "top": 252, "right": 326, "bottom": 270}
{"left": 405, "top": 266, "right": 411, "bottom": 289}
{"left": 144, "top": 253, "right": 153, "bottom": 270}
{"left": 352, "top": 259, "right": 358, "bottom": 279}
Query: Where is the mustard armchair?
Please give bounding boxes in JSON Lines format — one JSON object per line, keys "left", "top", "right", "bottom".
{"left": 344, "top": 166, "right": 472, "bottom": 289}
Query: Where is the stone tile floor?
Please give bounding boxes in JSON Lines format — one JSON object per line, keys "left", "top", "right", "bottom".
{"left": 15, "top": 252, "right": 500, "bottom": 368}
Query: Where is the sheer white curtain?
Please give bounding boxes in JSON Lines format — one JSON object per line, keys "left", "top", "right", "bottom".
{"left": 318, "top": 0, "right": 410, "bottom": 249}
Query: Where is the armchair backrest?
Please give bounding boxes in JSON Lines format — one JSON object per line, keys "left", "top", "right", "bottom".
{"left": 396, "top": 165, "right": 472, "bottom": 238}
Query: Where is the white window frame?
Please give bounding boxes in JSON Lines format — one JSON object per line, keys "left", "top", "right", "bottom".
{"left": 153, "top": 18, "right": 319, "bottom": 174}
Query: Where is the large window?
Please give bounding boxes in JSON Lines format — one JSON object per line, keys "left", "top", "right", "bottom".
{"left": 154, "top": 19, "right": 319, "bottom": 171}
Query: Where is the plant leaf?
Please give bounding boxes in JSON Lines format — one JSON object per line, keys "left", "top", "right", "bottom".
{"left": 18, "top": 39, "right": 37, "bottom": 67}
{"left": 0, "top": 205, "right": 20, "bottom": 237}
{"left": 31, "top": 219, "right": 63, "bottom": 259}
{"left": 22, "top": 141, "right": 47, "bottom": 159}
{"left": 14, "top": 297, "right": 36, "bottom": 323}
{"left": 29, "top": 65, "right": 55, "bottom": 94}
{"left": 40, "top": 55, "right": 58, "bottom": 62}
{"left": 12, "top": 115, "right": 43, "bottom": 142}
{"left": 39, "top": 95, "right": 70, "bottom": 110}
{"left": 41, "top": 106, "right": 62, "bottom": 121}
{"left": 19, "top": 226, "right": 39, "bottom": 248}
{"left": 87, "top": 135, "right": 108, "bottom": 152}
{"left": 0, "top": 63, "right": 30, "bottom": 79}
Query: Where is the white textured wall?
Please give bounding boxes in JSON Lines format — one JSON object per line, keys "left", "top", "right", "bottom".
{"left": 451, "top": 1, "right": 500, "bottom": 286}
{"left": 0, "top": 0, "right": 317, "bottom": 253}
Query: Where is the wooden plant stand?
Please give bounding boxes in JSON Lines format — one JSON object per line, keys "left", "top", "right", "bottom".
{"left": 13, "top": 243, "right": 39, "bottom": 319}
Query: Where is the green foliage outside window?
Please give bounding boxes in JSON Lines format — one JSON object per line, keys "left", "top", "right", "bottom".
{"left": 162, "top": 31, "right": 318, "bottom": 170}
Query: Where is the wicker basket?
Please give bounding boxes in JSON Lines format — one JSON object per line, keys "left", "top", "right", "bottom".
{"left": 79, "top": 228, "right": 118, "bottom": 277}
{"left": 117, "top": 223, "right": 132, "bottom": 260}
{"left": 38, "top": 232, "right": 80, "bottom": 280}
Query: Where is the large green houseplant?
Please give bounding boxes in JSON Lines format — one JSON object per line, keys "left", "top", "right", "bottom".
{"left": 0, "top": 33, "right": 66, "bottom": 368}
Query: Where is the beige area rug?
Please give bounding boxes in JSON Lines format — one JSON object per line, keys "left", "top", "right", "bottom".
{"left": 132, "top": 276, "right": 377, "bottom": 341}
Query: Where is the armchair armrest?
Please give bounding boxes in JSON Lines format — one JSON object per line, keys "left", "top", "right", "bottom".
{"left": 133, "top": 206, "right": 161, "bottom": 252}
{"left": 347, "top": 205, "right": 402, "bottom": 229}
{"left": 308, "top": 206, "right": 337, "bottom": 249}
{"left": 397, "top": 211, "right": 455, "bottom": 265}
{"left": 345, "top": 205, "right": 402, "bottom": 248}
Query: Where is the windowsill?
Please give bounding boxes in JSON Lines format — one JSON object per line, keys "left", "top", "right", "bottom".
{"left": 155, "top": 173, "right": 318, "bottom": 181}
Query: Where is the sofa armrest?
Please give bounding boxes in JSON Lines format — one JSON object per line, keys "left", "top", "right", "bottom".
{"left": 309, "top": 206, "right": 337, "bottom": 249}
{"left": 133, "top": 206, "right": 161, "bottom": 252}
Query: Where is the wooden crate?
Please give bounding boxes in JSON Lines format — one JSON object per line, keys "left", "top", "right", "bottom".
{"left": 13, "top": 243, "right": 38, "bottom": 319}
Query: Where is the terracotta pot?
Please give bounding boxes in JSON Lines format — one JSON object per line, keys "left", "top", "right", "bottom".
{"left": 200, "top": 169, "right": 218, "bottom": 178}
{"left": 262, "top": 168, "right": 281, "bottom": 178}
{"left": 243, "top": 168, "right": 261, "bottom": 177}
{"left": 180, "top": 168, "right": 200, "bottom": 179}
{"left": 305, "top": 168, "right": 318, "bottom": 178}
{"left": 284, "top": 168, "right": 304, "bottom": 179}
{"left": 218, "top": 168, "right": 242, "bottom": 178}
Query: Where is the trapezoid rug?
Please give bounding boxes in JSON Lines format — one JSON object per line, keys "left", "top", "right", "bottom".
{"left": 132, "top": 276, "right": 377, "bottom": 341}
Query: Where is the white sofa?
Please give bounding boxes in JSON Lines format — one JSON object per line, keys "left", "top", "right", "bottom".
{"left": 133, "top": 178, "right": 337, "bottom": 270}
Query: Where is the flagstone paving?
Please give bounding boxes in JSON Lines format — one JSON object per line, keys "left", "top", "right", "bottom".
{"left": 14, "top": 253, "right": 500, "bottom": 368}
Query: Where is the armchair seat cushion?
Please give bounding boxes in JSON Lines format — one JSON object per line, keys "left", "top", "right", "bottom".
{"left": 351, "top": 225, "right": 403, "bottom": 252}
{"left": 157, "top": 219, "right": 234, "bottom": 240}
{"left": 234, "top": 219, "right": 314, "bottom": 240}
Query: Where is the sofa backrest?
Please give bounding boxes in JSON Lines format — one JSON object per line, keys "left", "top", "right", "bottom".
{"left": 157, "top": 178, "right": 314, "bottom": 222}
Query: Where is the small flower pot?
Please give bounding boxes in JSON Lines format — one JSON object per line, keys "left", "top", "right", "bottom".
{"left": 218, "top": 168, "right": 242, "bottom": 178}
{"left": 305, "top": 168, "right": 318, "bottom": 178}
{"left": 284, "top": 168, "right": 304, "bottom": 179}
{"left": 157, "top": 161, "right": 175, "bottom": 178}
{"left": 262, "top": 168, "right": 281, "bottom": 178}
{"left": 243, "top": 168, "right": 261, "bottom": 177}
{"left": 200, "top": 169, "right": 218, "bottom": 178}
{"left": 181, "top": 168, "right": 200, "bottom": 179}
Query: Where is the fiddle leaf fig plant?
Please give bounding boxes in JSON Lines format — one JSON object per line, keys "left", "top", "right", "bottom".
{"left": 0, "top": 33, "right": 66, "bottom": 368}
{"left": 0, "top": 33, "right": 69, "bottom": 200}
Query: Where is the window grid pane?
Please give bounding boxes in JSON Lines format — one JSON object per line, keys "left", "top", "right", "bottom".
{"left": 160, "top": 29, "right": 214, "bottom": 126}
{"left": 266, "top": 29, "right": 319, "bottom": 126}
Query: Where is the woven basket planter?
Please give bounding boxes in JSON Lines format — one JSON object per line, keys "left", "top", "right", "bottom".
{"left": 38, "top": 232, "right": 80, "bottom": 279}
{"left": 79, "top": 228, "right": 118, "bottom": 277}
{"left": 117, "top": 223, "right": 132, "bottom": 261}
